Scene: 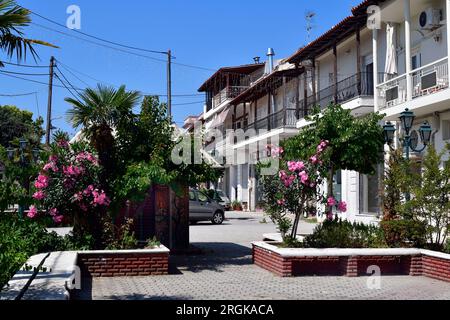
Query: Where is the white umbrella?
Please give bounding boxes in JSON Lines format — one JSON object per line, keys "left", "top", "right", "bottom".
{"left": 384, "top": 22, "right": 398, "bottom": 82}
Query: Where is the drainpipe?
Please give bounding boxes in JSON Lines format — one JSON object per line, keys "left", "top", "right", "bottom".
{"left": 267, "top": 48, "right": 276, "bottom": 127}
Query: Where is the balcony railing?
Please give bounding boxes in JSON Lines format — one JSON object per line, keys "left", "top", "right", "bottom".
{"left": 377, "top": 57, "right": 449, "bottom": 111}
{"left": 296, "top": 72, "right": 378, "bottom": 116}
{"left": 212, "top": 86, "right": 248, "bottom": 109}
{"left": 244, "top": 108, "right": 298, "bottom": 133}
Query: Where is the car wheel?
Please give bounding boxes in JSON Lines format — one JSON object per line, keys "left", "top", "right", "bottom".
{"left": 211, "top": 211, "right": 224, "bottom": 225}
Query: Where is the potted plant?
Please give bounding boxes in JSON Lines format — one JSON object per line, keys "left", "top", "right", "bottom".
{"left": 231, "top": 200, "right": 243, "bottom": 211}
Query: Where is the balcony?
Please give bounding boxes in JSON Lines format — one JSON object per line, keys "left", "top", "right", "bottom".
{"left": 377, "top": 57, "right": 449, "bottom": 112}
{"left": 297, "top": 72, "right": 377, "bottom": 117}
{"left": 244, "top": 108, "right": 298, "bottom": 132}
{"left": 210, "top": 86, "right": 249, "bottom": 109}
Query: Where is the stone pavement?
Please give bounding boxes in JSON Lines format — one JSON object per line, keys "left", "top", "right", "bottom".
{"left": 72, "top": 212, "right": 450, "bottom": 300}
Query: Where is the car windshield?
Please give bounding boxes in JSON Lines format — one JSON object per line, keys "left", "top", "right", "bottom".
{"left": 217, "top": 190, "right": 226, "bottom": 198}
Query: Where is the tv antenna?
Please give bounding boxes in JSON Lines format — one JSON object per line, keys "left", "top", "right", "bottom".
{"left": 305, "top": 11, "right": 316, "bottom": 44}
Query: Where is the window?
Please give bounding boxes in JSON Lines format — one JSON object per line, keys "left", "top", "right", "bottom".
{"left": 412, "top": 53, "right": 421, "bottom": 70}
{"left": 359, "top": 163, "right": 383, "bottom": 215}
{"left": 189, "top": 191, "right": 196, "bottom": 201}
{"left": 442, "top": 120, "right": 450, "bottom": 141}
{"left": 198, "top": 191, "right": 209, "bottom": 203}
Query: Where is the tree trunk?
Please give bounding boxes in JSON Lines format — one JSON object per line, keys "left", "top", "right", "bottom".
{"left": 326, "top": 165, "right": 334, "bottom": 220}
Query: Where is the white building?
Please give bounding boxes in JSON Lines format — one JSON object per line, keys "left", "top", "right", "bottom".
{"left": 197, "top": 0, "right": 450, "bottom": 222}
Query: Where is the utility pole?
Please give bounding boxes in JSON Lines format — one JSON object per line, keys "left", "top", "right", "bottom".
{"left": 46, "top": 56, "right": 55, "bottom": 146}
{"left": 167, "top": 50, "right": 172, "bottom": 120}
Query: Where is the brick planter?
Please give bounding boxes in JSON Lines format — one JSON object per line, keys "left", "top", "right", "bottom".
{"left": 252, "top": 242, "right": 450, "bottom": 282}
{"left": 77, "top": 246, "right": 170, "bottom": 278}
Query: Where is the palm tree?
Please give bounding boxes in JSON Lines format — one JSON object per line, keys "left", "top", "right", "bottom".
{"left": 66, "top": 84, "right": 141, "bottom": 190}
{"left": 0, "top": 0, "right": 56, "bottom": 66}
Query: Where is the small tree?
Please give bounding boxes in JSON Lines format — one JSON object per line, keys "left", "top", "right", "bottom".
{"left": 399, "top": 145, "right": 450, "bottom": 250}
{"left": 283, "top": 104, "right": 384, "bottom": 217}
{"left": 260, "top": 141, "right": 347, "bottom": 244}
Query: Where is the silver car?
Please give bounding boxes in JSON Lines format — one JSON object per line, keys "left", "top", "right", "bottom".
{"left": 189, "top": 189, "right": 225, "bottom": 225}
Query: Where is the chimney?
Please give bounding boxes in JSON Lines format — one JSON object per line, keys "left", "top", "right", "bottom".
{"left": 267, "top": 48, "right": 275, "bottom": 72}
{"left": 253, "top": 56, "right": 261, "bottom": 64}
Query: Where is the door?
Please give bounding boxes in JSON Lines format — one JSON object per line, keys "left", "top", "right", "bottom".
{"left": 197, "top": 190, "right": 214, "bottom": 219}
{"left": 365, "top": 62, "right": 374, "bottom": 95}
{"left": 189, "top": 190, "right": 203, "bottom": 220}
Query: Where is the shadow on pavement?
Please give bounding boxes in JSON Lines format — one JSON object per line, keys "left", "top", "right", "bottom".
{"left": 170, "top": 242, "right": 252, "bottom": 274}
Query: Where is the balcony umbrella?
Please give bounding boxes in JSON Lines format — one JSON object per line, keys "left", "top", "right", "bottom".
{"left": 384, "top": 22, "right": 398, "bottom": 82}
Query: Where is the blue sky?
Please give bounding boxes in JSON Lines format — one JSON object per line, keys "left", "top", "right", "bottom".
{"left": 1, "top": 0, "right": 361, "bottom": 137}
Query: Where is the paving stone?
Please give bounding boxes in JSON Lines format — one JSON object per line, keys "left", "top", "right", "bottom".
{"left": 71, "top": 213, "right": 450, "bottom": 300}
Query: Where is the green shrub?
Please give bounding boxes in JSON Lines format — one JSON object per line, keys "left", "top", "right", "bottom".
{"left": 304, "top": 217, "right": 386, "bottom": 249}
{"left": 0, "top": 214, "right": 66, "bottom": 290}
{"left": 444, "top": 238, "right": 450, "bottom": 254}
{"left": 380, "top": 219, "right": 427, "bottom": 248}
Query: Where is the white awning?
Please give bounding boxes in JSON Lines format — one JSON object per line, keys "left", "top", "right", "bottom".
{"left": 384, "top": 22, "right": 398, "bottom": 82}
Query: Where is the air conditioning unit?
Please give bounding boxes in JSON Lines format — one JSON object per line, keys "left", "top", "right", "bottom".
{"left": 419, "top": 8, "right": 441, "bottom": 30}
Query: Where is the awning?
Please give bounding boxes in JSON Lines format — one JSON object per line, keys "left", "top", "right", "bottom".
{"left": 384, "top": 22, "right": 398, "bottom": 82}
{"left": 209, "top": 108, "right": 230, "bottom": 129}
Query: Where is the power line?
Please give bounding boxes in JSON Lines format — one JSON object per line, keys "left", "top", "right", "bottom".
{"left": 30, "top": 22, "right": 214, "bottom": 72}
{"left": 27, "top": 8, "right": 167, "bottom": 55}
{"left": 0, "top": 91, "right": 38, "bottom": 97}
{"left": 172, "top": 101, "right": 204, "bottom": 106}
{"left": 0, "top": 70, "right": 82, "bottom": 90}
{"left": 56, "top": 59, "right": 204, "bottom": 97}
{"left": 0, "top": 69, "right": 49, "bottom": 76}
{"left": 32, "top": 22, "right": 168, "bottom": 64}
{"left": 55, "top": 67, "right": 83, "bottom": 95}
{"left": 54, "top": 73, "right": 82, "bottom": 103}
{"left": 0, "top": 61, "right": 47, "bottom": 68}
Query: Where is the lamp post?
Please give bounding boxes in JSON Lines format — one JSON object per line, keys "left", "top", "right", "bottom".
{"left": 6, "top": 139, "right": 41, "bottom": 218}
{"left": 383, "top": 108, "right": 432, "bottom": 201}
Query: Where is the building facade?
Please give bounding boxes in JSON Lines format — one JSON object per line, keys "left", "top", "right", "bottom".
{"left": 196, "top": 0, "right": 450, "bottom": 223}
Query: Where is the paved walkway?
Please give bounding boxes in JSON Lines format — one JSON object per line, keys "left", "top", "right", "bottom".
{"left": 72, "top": 212, "right": 450, "bottom": 300}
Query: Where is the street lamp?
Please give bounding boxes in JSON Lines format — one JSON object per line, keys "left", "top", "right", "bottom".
{"left": 383, "top": 108, "right": 433, "bottom": 201}
{"left": 383, "top": 108, "right": 432, "bottom": 161}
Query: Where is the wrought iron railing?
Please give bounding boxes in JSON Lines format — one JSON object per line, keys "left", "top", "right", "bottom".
{"left": 377, "top": 57, "right": 449, "bottom": 111}
{"left": 212, "top": 86, "right": 248, "bottom": 109}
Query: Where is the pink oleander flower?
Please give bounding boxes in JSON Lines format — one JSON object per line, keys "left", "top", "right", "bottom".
{"left": 299, "top": 171, "right": 309, "bottom": 184}
{"left": 310, "top": 155, "right": 319, "bottom": 164}
{"left": 57, "top": 140, "right": 69, "bottom": 148}
{"left": 73, "top": 192, "right": 83, "bottom": 202}
{"left": 84, "top": 185, "right": 95, "bottom": 196}
{"left": 49, "top": 155, "right": 58, "bottom": 162}
{"left": 282, "top": 175, "right": 296, "bottom": 188}
{"left": 53, "top": 215, "right": 64, "bottom": 224}
{"left": 92, "top": 190, "right": 111, "bottom": 206}
{"left": 27, "top": 206, "right": 38, "bottom": 219}
{"left": 76, "top": 152, "right": 99, "bottom": 166}
{"left": 63, "top": 165, "right": 84, "bottom": 177}
{"left": 43, "top": 161, "right": 59, "bottom": 173}
{"left": 271, "top": 147, "right": 284, "bottom": 158}
{"left": 49, "top": 208, "right": 59, "bottom": 217}
{"left": 337, "top": 201, "right": 347, "bottom": 213}
{"left": 327, "top": 197, "right": 337, "bottom": 207}
{"left": 34, "top": 175, "right": 49, "bottom": 189}
{"left": 310, "top": 182, "right": 316, "bottom": 188}
{"left": 279, "top": 170, "right": 287, "bottom": 180}
{"left": 317, "top": 140, "right": 330, "bottom": 153}
{"left": 277, "top": 199, "right": 286, "bottom": 206}
{"left": 33, "top": 191, "right": 46, "bottom": 201}
{"left": 288, "top": 161, "right": 305, "bottom": 172}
